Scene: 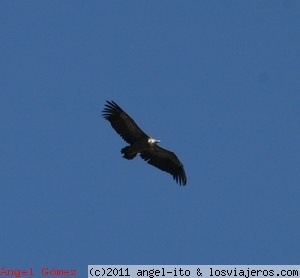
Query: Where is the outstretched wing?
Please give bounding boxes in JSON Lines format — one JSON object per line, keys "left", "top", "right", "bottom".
{"left": 102, "top": 100, "right": 148, "bottom": 144}
{"left": 140, "top": 145, "right": 187, "bottom": 186}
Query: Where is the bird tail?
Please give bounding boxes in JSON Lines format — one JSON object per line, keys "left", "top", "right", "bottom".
{"left": 121, "top": 146, "right": 137, "bottom": 160}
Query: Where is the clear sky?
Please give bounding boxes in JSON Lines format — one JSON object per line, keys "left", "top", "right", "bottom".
{"left": 1, "top": 1, "right": 299, "bottom": 276}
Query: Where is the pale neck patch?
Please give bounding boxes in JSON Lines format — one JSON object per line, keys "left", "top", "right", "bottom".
{"left": 148, "top": 138, "right": 160, "bottom": 144}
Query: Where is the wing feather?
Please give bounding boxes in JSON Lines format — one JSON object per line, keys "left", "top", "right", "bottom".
{"left": 102, "top": 101, "right": 148, "bottom": 144}
{"left": 140, "top": 145, "right": 187, "bottom": 185}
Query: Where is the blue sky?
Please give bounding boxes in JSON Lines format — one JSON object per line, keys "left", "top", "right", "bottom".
{"left": 1, "top": 1, "right": 299, "bottom": 275}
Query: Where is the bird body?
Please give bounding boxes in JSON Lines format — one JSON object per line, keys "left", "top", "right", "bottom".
{"left": 102, "top": 100, "right": 187, "bottom": 185}
{"left": 121, "top": 137, "right": 160, "bottom": 160}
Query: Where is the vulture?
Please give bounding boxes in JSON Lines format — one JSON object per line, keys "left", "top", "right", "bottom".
{"left": 102, "top": 100, "right": 187, "bottom": 185}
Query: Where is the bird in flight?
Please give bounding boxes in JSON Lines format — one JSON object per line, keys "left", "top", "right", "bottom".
{"left": 102, "top": 101, "right": 187, "bottom": 185}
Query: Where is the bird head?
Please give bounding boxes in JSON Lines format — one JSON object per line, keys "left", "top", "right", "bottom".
{"left": 148, "top": 138, "right": 160, "bottom": 145}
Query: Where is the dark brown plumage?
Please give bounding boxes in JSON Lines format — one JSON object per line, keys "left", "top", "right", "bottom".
{"left": 102, "top": 100, "right": 187, "bottom": 185}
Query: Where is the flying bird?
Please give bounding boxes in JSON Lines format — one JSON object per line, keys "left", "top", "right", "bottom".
{"left": 102, "top": 100, "right": 187, "bottom": 185}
